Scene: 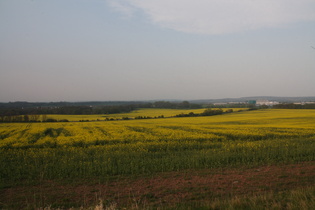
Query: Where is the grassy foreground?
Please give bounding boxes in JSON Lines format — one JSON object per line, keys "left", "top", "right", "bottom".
{"left": 0, "top": 109, "right": 315, "bottom": 209}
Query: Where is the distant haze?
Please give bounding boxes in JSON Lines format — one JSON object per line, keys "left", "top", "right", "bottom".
{"left": 1, "top": 0, "right": 315, "bottom": 102}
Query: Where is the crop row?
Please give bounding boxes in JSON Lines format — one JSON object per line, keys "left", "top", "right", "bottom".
{"left": 1, "top": 109, "right": 315, "bottom": 183}
{"left": 1, "top": 137, "right": 314, "bottom": 182}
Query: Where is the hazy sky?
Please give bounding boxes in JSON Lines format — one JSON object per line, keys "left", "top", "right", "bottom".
{"left": 1, "top": 0, "right": 315, "bottom": 102}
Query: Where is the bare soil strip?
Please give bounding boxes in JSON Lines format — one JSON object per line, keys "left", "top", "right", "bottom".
{"left": 1, "top": 162, "right": 314, "bottom": 209}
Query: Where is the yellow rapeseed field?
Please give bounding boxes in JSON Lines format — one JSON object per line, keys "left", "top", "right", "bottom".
{"left": 44, "top": 108, "right": 247, "bottom": 121}
{"left": 0, "top": 109, "right": 314, "bottom": 148}
{"left": 1, "top": 108, "right": 315, "bottom": 183}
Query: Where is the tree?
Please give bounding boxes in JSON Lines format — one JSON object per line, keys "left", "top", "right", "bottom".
{"left": 41, "top": 114, "right": 47, "bottom": 122}
{"left": 23, "top": 115, "right": 29, "bottom": 122}
{"left": 178, "top": 101, "right": 190, "bottom": 109}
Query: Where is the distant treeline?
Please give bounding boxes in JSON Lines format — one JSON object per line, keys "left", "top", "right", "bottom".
{"left": 175, "top": 108, "right": 233, "bottom": 118}
{"left": 273, "top": 103, "right": 315, "bottom": 109}
{"left": 0, "top": 101, "right": 144, "bottom": 109}
{"left": 0, "top": 101, "right": 202, "bottom": 122}
{"left": 206, "top": 104, "right": 255, "bottom": 108}
{"left": 0, "top": 114, "right": 70, "bottom": 123}
{"left": 0, "top": 104, "right": 143, "bottom": 116}
{"left": 152, "top": 101, "right": 201, "bottom": 109}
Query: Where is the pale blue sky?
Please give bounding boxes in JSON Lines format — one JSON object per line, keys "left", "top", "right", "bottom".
{"left": 1, "top": 0, "right": 315, "bottom": 102}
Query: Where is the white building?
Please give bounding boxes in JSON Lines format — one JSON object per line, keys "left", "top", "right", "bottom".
{"left": 256, "top": 100, "right": 279, "bottom": 106}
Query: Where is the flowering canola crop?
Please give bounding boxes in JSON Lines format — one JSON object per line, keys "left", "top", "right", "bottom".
{"left": 1, "top": 109, "right": 315, "bottom": 181}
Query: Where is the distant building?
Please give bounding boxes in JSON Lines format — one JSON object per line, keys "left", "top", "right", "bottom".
{"left": 248, "top": 100, "right": 256, "bottom": 105}
{"left": 256, "top": 100, "right": 279, "bottom": 106}
{"left": 213, "top": 103, "right": 228, "bottom": 106}
{"left": 294, "top": 102, "right": 315, "bottom": 105}
{"left": 228, "top": 102, "right": 247, "bottom": 105}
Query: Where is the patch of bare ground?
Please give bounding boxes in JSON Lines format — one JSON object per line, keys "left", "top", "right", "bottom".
{"left": 1, "top": 162, "right": 314, "bottom": 209}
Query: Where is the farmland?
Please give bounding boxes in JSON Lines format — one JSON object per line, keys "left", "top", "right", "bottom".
{"left": 1, "top": 108, "right": 315, "bottom": 209}
{"left": 45, "top": 108, "right": 212, "bottom": 121}
{"left": 18, "top": 108, "right": 246, "bottom": 122}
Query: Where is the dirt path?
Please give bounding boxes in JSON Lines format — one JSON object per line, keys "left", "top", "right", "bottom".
{"left": 1, "top": 162, "right": 314, "bottom": 209}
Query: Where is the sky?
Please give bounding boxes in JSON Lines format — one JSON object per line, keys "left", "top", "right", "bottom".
{"left": 1, "top": 0, "right": 315, "bottom": 102}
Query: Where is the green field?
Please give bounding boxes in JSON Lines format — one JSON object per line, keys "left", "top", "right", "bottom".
{"left": 0, "top": 109, "right": 315, "bottom": 209}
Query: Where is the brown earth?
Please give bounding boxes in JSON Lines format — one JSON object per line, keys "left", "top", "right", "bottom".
{"left": 1, "top": 162, "right": 315, "bottom": 209}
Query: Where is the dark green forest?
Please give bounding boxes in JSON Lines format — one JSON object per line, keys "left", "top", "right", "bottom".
{"left": 0, "top": 101, "right": 202, "bottom": 122}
